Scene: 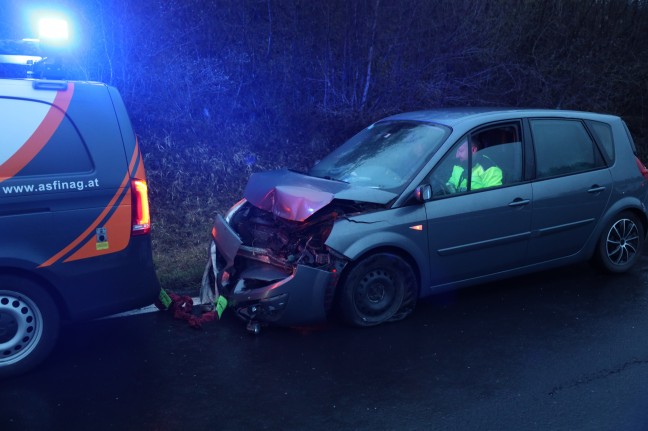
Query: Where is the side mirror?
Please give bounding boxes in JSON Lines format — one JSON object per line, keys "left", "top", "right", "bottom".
{"left": 414, "top": 184, "right": 432, "bottom": 202}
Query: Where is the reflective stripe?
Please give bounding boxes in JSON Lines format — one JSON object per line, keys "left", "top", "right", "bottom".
{"left": 38, "top": 142, "right": 143, "bottom": 267}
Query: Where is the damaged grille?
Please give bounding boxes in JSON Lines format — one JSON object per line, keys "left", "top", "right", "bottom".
{"left": 230, "top": 202, "right": 334, "bottom": 271}
{"left": 212, "top": 199, "right": 379, "bottom": 303}
{"left": 206, "top": 198, "right": 382, "bottom": 320}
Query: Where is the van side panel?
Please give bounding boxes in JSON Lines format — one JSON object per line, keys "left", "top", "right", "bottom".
{"left": 0, "top": 80, "right": 158, "bottom": 320}
{"left": 107, "top": 86, "right": 138, "bottom": 165}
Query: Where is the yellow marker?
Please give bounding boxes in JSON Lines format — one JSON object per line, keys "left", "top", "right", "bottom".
{"left": 96, "top": 242, "right": 109, "bottom": 250}
{"left": 215, "top": 296, "right": 228, "bottom": 318}
{"left": 159, "top": 289, "right": 172, "bottom": 309}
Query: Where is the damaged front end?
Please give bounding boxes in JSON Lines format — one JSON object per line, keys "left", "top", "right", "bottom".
{"left": 200, "top": 199, "right": 357, "bottom": 329}
{"left": 200, "top": 170, "right": 394, "bottom": 330}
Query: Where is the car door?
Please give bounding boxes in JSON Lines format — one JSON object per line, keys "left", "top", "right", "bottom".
{"left": 425, "top": 185, "right": 533, "bottom": 287}
{"left": 526, "top": 118, "right": 612, "bottom": 263}
{"left": 423, "top": 123, "right": 532, "bottom": 288}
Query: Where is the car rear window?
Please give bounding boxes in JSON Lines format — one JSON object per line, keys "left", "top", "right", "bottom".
{"left": 621, "top": 120, "right": 639, "bottom": 154}
{"left": 530, "top": 119, "right": 605, "bottom": 178}
{"left": 585, "top": 120, "right": 615, "bottom": 163}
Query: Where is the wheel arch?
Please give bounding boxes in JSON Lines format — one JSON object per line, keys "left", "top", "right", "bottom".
{"left": 590, "top": 206, "right": 646, "bottom": 273}
{"left": 0, "top": 267, "right": 69, "bottom": 321}
{"left": 627, "top": 207, "right": 648, "bottom": 238}
{"left": 583, "top": 196, "right": 648, "bottom": 259}
{"left": 335, "top": 245, "right": 424, "bottom": 302}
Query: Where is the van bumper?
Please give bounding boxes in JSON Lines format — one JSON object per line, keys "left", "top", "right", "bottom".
{"left": 39, "top": 235, "right": 160, "bottom": 321}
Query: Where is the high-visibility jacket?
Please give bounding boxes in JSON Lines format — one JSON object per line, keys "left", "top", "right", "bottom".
{"left": 447, "top": 154, "right": 503, "bottom": 192}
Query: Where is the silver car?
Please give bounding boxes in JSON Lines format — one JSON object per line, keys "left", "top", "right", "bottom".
{"left": 202, "top": 108, "right": 648, "bottom": 331}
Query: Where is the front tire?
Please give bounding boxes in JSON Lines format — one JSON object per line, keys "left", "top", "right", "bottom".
{"left": 595, "top": 212, "right": 644, "bottom": 273}
{"left": 337, "top": 253, "right": 417, "bottom": 327}
{"left": 0, "top": 276, "right": 60, "bottom": 378}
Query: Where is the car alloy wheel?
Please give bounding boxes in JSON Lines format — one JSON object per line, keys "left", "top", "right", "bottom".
{"left": 596, "top": 211, "right": 644, "bottom": 273}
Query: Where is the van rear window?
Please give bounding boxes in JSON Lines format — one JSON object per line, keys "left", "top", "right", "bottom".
{"left": 0, "top": 98, "right": 93, "bottom": 177}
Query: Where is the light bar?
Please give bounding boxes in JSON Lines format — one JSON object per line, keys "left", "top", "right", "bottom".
{"left": 38, "top": 18, "right": 69, "bottom": 41}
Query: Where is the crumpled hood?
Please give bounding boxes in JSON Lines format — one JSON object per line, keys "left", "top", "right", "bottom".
{"left": 243, "top": 170, "right": 397, "bottom": 221}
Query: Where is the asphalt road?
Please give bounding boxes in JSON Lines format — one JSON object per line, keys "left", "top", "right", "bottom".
{"left": 2, "top": 258, "right": 648, "bottom": 431}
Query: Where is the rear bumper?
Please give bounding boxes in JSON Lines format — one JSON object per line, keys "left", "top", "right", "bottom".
{"left": 37, "top": 235, "right": 160, "bottom": 321}
{"left": 207, "top": 215, "right": 335, "bottom": 326}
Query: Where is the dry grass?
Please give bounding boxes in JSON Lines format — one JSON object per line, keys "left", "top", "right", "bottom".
{"left": 151, "top": 229, "right": 210, "bottom": 295}
{"left": 136, "top": 114, "right": 345, "bottom": 294}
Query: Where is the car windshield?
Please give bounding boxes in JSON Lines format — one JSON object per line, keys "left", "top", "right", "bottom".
{"left": 309, "top": 121, "right": 449, "bottom": 191}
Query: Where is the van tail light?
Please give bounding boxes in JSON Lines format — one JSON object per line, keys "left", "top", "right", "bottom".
{"left": 131, "top": 178, "right": 151, "bottom": 235}
{"left": 635, "top": 156, "right": 648, "bottom": 182}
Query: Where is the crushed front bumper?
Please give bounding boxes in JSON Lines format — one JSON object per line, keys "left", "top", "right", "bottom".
{"left": 200, "top": 215, "right": 338, "bottom": 326}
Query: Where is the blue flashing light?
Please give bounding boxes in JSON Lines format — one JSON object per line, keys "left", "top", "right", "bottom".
{"left": 24, "top": 8, "right": 75, "bottom": 48}
{"left": 38, "top": 18, "right": 69, "bottom": 41}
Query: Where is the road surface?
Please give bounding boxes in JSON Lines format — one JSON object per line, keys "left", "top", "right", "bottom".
{"left": 2, "top": 259, "right": 648, "bottom": 430}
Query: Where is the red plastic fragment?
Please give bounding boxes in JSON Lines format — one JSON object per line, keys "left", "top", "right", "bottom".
{"left": 154, "top": 290, "right": 217, "bottom": 329}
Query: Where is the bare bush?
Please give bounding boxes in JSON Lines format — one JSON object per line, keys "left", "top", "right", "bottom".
{"left": 19, "top": 0, "right": 645, "bottom": 292}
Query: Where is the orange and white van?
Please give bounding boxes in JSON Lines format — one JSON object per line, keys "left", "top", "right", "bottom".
{"left": 0, "top": 78, "right": 159, "bottom": 377}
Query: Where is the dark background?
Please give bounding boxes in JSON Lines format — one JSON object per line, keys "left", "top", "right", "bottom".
{"left": 2, "top": 0, "right": 648, "bottom": 290}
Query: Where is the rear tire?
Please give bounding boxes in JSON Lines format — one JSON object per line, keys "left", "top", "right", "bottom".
{"left": 0, "top": 276, "right": 60, "bottom": 378}
{"left": 337, "top": 253, "right": 417, "bottom": 327}
{"left": 595, "top": 212, "right": 644, "bottom": 273}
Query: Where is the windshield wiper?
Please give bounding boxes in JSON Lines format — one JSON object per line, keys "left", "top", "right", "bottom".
{"left": 310, "top": 172, "right": 348, "bottom": 183}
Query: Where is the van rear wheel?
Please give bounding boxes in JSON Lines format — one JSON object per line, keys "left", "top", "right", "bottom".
{"left": 0, "top": 277, "right": 59, "bottom": 378}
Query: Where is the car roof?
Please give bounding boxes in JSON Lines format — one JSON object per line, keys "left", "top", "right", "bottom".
{"left": 382, "top": 107, "right": 621, "bottom": 128}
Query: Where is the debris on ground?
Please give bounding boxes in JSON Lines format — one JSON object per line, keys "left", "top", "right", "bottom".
{"left": 154, "top": 288, "right": 227, "bottom": 329}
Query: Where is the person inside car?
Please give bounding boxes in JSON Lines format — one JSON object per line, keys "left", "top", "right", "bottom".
{"left": 446, "top": 136, "right": 503, "bottom": 192}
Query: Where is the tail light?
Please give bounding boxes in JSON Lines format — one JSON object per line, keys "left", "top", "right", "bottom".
{"left": 131, "top": 178, "right": 151, "bottom": 235}
{"left": 635, "top": 156, "right": 648, "bottom": 181}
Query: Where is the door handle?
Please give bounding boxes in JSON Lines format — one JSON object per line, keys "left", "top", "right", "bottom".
{"left": 587, "top": 185, "right": 606, "bottom": 193}
{"left": 508, "top": 198, "right": 530, "bottom": 207}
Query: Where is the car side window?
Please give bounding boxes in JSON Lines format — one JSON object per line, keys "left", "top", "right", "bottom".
{"left": 426, "top": 123, "right": 522, "bottom": 197}
{"left": 530, "top": 119, "right": 605, "bottom": 179}
{"left": 474, "top": 142, "right": 522, "bottom": 184}
{"left": 585, "top": 120, "right": 615, "bottom": 163}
